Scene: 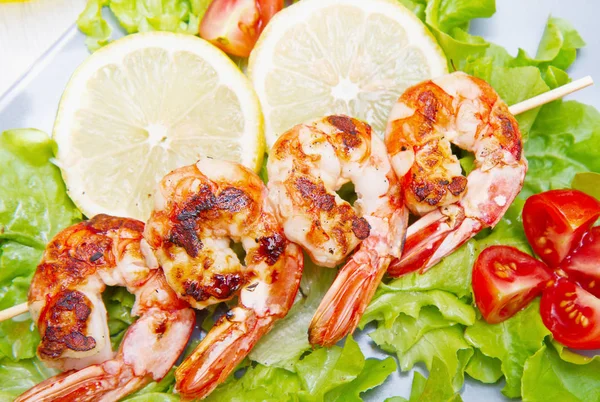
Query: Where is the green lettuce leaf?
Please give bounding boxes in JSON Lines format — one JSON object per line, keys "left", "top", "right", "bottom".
{"left": 0, "top": 276, "right": 39, "bottom": 361}
{"left": 377, "top": 242, "right": 476, "bottom": 298}
{"left": 367, "top": 307, "right": 466, "bottom": 356}
{"left": 361, "top": 288, "right": 475, "bottom": 390}
{"left": 522, "top": 343, "right": 600, "bottom": 402}
{"left": 205, "top": 364, "right": 301, "bottom": 402}
{"left": 423, "top": 0, "right": 494, "bottom": 70}
{"left": 409, "top": 357, "right": 463, "bottom": 402}
{"left": 398, "top": 326, "right": 473, "bottom": 390}
{"left": 360, "top": 290, "right": 475, "bottom": 329}
{"left": 513, "top": 17, "right": 586, "bottom": 71}
{"left": 428, "top": 0, "right": 495, "bottom": 32}
{"left": 386, "top": 357, "right": 463, "bottom": 402}
{"left": 0, "top": 129, "right": 81, "bottom": 247}
{"left": 104, "top": 287, "right": 136, "bottom": 349}
{"left": 0, "top": 358, "right": 57, "bottom": 401}
{"left": 541, "top": 65, "right": 570, "bottom": 89}
{"left": 571, "top": 172, "right": 600, "bottom": 200}
{"left": 464, "top": 349, "right": 502, "bottom": 384}
{"left": 208, "top": 336, "right": 395, "bottom": 402}
{"left": 124, "top": 394, "right": 179, "bottom": 402}
{"left": 0, "top": 243, "right": 42, "bottom": 286}
{"left": 298, "top": 336, "right": 396, "bottom": 401}
{"left": 77, "top": 0, "right": 111, "bottom": 51}
{"left": 464, "top": 300, "right": 550, "bottom": 398}
{"left": 296, "top": 335, "right": 365, "bottom": 399}
{"left": 77, "top": 0, "right": 213, "bottom": 51}
{"left": 397, "top": 0, "right": 427, "bottom": 21}
{"left": 0, "top": 244, "right": 42, "bottom": 360}
{"left": 326, "top": 357, "right": 397, "bottom": 402}
{"left": 522, "top": 100, "right": 600, "bottom": 198}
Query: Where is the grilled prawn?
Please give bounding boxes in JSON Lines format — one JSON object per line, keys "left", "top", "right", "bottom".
{"left": 142, "top": 158, "right": 303, "bottom": 400}
{"left": 17, "top": 215, "right": 194, "bottom": 402}
{"left": 267, "top": 115, "right": 407, "bottom": 347}
{"left": 385, "top": 71, "right": 527, "bottom": 275}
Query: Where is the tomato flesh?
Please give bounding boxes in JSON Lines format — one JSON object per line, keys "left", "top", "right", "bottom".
{"left": 540, "top": 276, "right": 600, "bottom": 349}
{"left": 472, "top": 245, "right": 552, "bottom": 324}
{"left": 523, "top": 189, "right": 600, "bottom": 267}
{"left": 199, "top": 0, "right": 284, "bottom": 57}
{"left": 559, "top": 226, "right": 600, "bottom": 298}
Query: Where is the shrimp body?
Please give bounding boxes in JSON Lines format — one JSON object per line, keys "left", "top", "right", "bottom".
{"left": 268, "top": 115, "right": 407, "bottom": 347}
{"left": 385, "top": 71, "right": 527, "bottom": 275}
{"left": 143, "top": 158, "right": 303, "bottom": 400}
{"left": 18, "top": 215, "right": 194, "bottom": 402}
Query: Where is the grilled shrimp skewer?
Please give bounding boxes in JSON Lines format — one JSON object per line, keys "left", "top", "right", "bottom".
{"left": 142, "top": 158, "right": 303, "bottom": 400}
{"left": 268, "top": 115, "right": 407, "bottom": 347}
{"left": 17, "top": 215, "right": 195, "bottom": 402}
{"left": 385, "top": 71, "right": 527, "bottom": 276}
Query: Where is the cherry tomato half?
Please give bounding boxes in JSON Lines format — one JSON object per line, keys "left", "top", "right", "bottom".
{"left": 199, "top": 0, "right": 284, "bottom": 57}
{"left": 559, "top": 226, "right": 600, "bottom": 298}
{"left": 472, "top": 245, "right": 552, "bottom": 324}
{"left": 540, "top": 276, "right": 600, "bottom": 349}
{"left": 523, "top": 189, "right": 600, "bottom": 267}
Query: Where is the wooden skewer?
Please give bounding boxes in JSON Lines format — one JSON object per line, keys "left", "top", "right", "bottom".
{"left": 0, "top": 302, "right": 29, "bottom": 322}
{"left": 509, "top": 76, "right": 593, "bottom": 115}
{"left": 0, "top": 76, "right": 594, "bottom": 324}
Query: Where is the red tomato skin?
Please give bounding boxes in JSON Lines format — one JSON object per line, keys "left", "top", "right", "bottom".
{"left": 523, "top": 189, "right": 600, "bottom": 267}
{"left": 257, "top": 0, "right": 283, "bottom": 23}
{"left": 540, "top": 276, "right": 600, "bottom": 349}
{"left": 559, "top": 226, "right": 600, "bottom": 298}
{"left": 199, "top": 0, "right": 284, "bottom": 57}
{"left": 472, "top": 245, "right": 552, "bottom": 324}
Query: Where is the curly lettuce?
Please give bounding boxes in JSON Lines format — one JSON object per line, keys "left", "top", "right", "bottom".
{"left": 387, "top": 357, "right": 464, "bottom": 402}
{"left": 206, "top": 336, "right": 396, "bottom": 402}
{"left": 521, "top": 342, "right": 600, "bottom": 402}
{"left": 77, "top": 0, "right": 213, "bottom": 51}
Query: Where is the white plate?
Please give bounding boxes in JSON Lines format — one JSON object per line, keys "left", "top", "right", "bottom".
{"left": 0, "top": 1, "right": 597, "bottom": 401}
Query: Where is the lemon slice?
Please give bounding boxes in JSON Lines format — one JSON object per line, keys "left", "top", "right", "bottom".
{"left": 248, "top": 0, "right": 447, "bottom": 147}
{"left": 54, "top": 32, "right": 264, "bottom": 221}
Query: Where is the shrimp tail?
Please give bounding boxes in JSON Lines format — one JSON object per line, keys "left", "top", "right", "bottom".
{"left": 389, "top": 163, "right": 527, "bottom": 276}
{"left": 175, "top": 308, "right": 272, "bottom": 400}
{"left": 15, "top": 363, "right": 148, "bottom": 402}
{"left": 309, "top": 207, "right": 408, "bottom": 347}
{"left": 309, "top": 250, "right": 391, "bottom": 347}
{"left": 388, "top": 214, "right": 480, "bottom": 276}
{"left": 387, "top": 205, "right": 468, "bottom": 276}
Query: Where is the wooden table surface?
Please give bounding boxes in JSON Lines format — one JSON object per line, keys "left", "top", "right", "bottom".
{"left": 0, "top": 0, "right": 85, "bottom": 97}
